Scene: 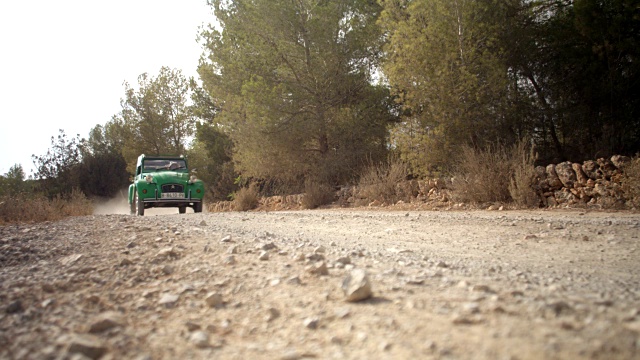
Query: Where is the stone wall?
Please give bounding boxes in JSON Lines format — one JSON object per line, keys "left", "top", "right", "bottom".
{"left": 208, "top": 155, "right": 637, "bottom": 211}
{"left": 534, "top": 155, "right": 632, "bottom": 208}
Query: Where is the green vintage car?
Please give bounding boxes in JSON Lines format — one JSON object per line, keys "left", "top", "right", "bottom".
{"left": 128, "top": 154, "right": 204, "bottom": 216}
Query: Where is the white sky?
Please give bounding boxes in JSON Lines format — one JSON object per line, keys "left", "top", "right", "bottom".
{"left": 0, "top": 0, "right": 213, "bottom": 176}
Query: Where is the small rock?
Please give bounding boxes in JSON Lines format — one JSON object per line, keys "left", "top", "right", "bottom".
{"left": 205, "top": 292, "right": 224, "bottom": 308}
{"left": 158, "top": 294, "right": 179, "bottom": 307}
{"left": 261, "top": 243, "right": 277, "bottom": 251}
{"left": 220, "top": 235, "right": 232, "bottom": 243}
{"left": 228, "top": 245, "right": 238, "bottom": 254}
{"left": 42, "top": 283, "right": 55, "bottom": 293}
{"left": 314, "top": 246, "right": 326, "bottom": 254}
{"left": 199, "top": 220, "right": 207, "bottom": 226}
{"left": 259, "top": 251, "right": 270, "bottom": 261}
{"left": 266, "top": 307, "right": 280, "bottom": 322}
{"left": 67, "top": 334, "right": 108, "bottom": 359}
{"left": 6, "top": 300, "right": 23, "bottom": 314}
{"left": 303, "top": 317, "right": 319, "bottom": 329}
{"left": 88, "top": 312, "right": 124, "bottom": 333}
{"left": 305, "top": 253, "right": 325, "bottom": 262}
{"left": 452, "top": 315, "right": 483, "bottom": 325}
{"left": 336, "top": 256, "right": 351, "bottom": 265}
{"left": 120, "top": 258, "right": 133, "bottom": 266}
{"left": 185, "top": 321, "right": 201, "bottom": 331}
{"left": 471, "top": 285, "right": 494, "bottom": 293}
{"left": 224, "top": 255, "right": 236, "bottom": 265}
{"left": 334, "top": 307, "right": 350, "bottom": 319}
{"left": 436, "top": 261, "right": 449, "bottom": 268}
{"left": 162, "top": 265, "right": 174, "bottom": 275}
{"left": 546, "top": 301, "right": 573, "bottom": 316}
{"left": 60, "top": 254, "right": 83, "bottom": 266}
{"left": 190, "top": 331, "right": 210, "bottom": 348}
{"left": 287, "top": 276, "right": 301, "bottom": 285}
{"left": 342, "top": 269, "right": 373, "bottom": 302}
{"left": 306, "top": 261, "right": 329, "bottom": 276}
{"left": 156, "top": 247, "right": 178, "bottom": 259}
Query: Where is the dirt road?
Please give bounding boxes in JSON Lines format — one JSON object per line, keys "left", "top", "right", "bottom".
{"left": 1, "top": 209, "right": 639, "bottom": 359}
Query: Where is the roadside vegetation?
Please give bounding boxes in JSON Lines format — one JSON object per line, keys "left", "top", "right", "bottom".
{"left": 0, "top": 189, "right": 92, "bottom": 225}
{"left": 2, "top": 0, "right": 638, "bottom": 223}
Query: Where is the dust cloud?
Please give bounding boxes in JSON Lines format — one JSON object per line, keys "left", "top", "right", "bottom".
{"left": 92, "top": 194, "right": 194, "bottom": 215}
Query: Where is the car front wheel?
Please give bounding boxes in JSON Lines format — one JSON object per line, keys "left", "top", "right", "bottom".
{"left": 179, "top": 206, "right": 186, "bottom": 214}
{"left": 194, "top": 201, "right": 203, "bottom": 213}
{"left": 130, "top": 195, "right": 136, "bottom": 215}
{"left": 135, "top": 193, "right": 144, "bottom": 216}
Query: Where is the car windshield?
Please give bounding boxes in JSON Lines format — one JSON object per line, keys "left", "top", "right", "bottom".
{"left": 142, "top": 159, "right": 187, "bottom": 172}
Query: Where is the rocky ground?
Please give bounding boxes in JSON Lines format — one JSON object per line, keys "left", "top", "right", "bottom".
{"left": 1, "top": 208, "right": 639, "bottom": 359}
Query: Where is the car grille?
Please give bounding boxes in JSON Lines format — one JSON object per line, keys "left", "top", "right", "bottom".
{"left": 161, "top": 184, "right": 184, "bottom": 193}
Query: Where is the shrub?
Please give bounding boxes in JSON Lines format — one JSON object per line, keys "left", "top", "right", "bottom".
{"left": 358, "top": 158, "right": 408, "bottom": 204}
{"left": 621, "top": 155, "right": 640, "bottom": 208}
{"left": 451, "top": 140, "right": 538, "bottom": 206}
{"left": 450, "top": 144, "right": 513, "bottom": 204}
{"left": 301, "top": 180, "right": 335, "bottom": 209}
{"left": 232, "top": 182, "right": 259, "bottom": 211}
{"left": 508, "top": 141, "right": 540, "bottom": 208}
{"left": 0, "top": 188, "right": 92, "bottom": 224}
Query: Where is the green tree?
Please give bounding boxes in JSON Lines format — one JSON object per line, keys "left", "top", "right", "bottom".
{"left": 380, "top": 0, "right": 515, "bottom": 175}
{"left": 32, "top": 130, "right": 83, "bottom": 196}
{"left": 77, "top": 124, "right": 130, "bottom": 198}
{"left": 117, "top": 67, "right": 196, "bottom": 172}
{"left": 509, "top": 0, "right": 640, "bottom": 162}
{"left": 1, "top": 164, "right": 28, "bottom": 196}
{"left": 199, "top": 0, "right": 392, "bottom": 185}
{"left": 187, "top": 122, "right": 236, "bottom": 200}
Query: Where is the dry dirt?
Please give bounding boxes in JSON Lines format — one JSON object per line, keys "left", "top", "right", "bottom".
{"left": 1, "top": 207, "right": 639, "bottom": 359}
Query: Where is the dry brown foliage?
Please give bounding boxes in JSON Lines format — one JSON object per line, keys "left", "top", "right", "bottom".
{"left": 621, "top": 155, "right": 640, "bottom": 208}
{"left": 451, "top": 140, "right": 539, "bottom": 206}
{"left": 0, "top": 188, "right": 93, "bottom": 224}
{"left": 232, "top": 182, "right": 260, "bottom": 211}
{"left": 301, "top": 180, "right": 335, "bottom": 209}
{"left": 508, "top": 141, "right": 540, "bottom": 208}
{"left": 358, "top": 158, "right": 408, "bottom": 204}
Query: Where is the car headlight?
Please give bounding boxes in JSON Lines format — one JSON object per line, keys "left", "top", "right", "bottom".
{"left": 145, "top": 175, "right": 153, "bottom": 183}
{"left": 190, "top": 175, "right": 197, "bottom": 182}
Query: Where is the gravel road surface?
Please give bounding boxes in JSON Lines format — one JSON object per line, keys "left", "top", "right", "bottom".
{"left": 1, "top": 209, "right": 639, "bottom": 359}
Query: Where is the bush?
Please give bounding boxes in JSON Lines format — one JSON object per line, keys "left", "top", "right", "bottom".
{"left": 232, "top": 182, "right": 259, "bottom": 211}
{"left": 0, "top": 188, "right": 93, "bottom": 224}
{"left": 451, "top": 140, "right": 538, "bottom": 206}
{"left": 358, "top": 158, "right": 408, "bottom": 204}
{"left": 621, "top": 155, "right": 640, "bottom": 208}
{"left": 301, "top": 180, "right": 335, "bottom": 209}
{"left": 508, "top": 141, "right": 540, "bottom": 208}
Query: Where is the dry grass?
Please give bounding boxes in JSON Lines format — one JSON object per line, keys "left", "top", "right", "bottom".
{"left": 358, "top": 158, "right": 408, "bottom": 204}
{"left": 508, "top": 141, "right": 540, "bottom": 208}
{"left": 621, "top": 155, "right": 640, "bottom": 208}
{"left": 232, "top": 182, "right": 260, "bottom": 211}
{"left": 301, "top": 180, "right": 335, "bottom": 209}
{"left": 0, "top": 188, "right": 93, "bottom": 224}
{"left": 451, "top": 140, "right": 539, "bottom": 206}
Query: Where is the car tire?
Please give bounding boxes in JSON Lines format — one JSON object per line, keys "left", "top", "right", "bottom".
{"left": 194, "top": 201, "right": 203, "bottom": 213}
{"left": 130, "top": 194, "right": 136, "bottom": 215}
{"left": 179, "top": 206, "right": 186, "bottom": 214}
{"left": 136, "top": 193, "right": 144, "bottom": 216}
